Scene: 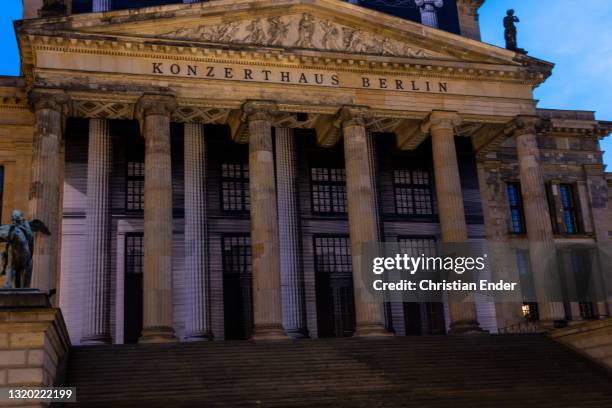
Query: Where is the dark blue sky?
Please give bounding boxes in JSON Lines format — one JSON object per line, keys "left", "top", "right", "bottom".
{"left": 1, "top": 1, "right": 610, "bottom": 165}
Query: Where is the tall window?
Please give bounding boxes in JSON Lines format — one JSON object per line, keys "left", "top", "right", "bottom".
{"left": 125, "top": 234, "right": 144, "bottom": 274}
{"left": 398, "top": 236, "right": 437, "bottom": 257}
{"left": 560, "top": 184, "right": 580, "bottom": 234}
{"left": 393, "top": 168, "right": 434, "bottom": 216}
{"left": 124, "top": 233, "right": 144, "bottom": 344}
{"left": 222, "top": 235, "right": 253, "bottom": 340}
{"left": 310, "top": 167, "right": 347, "bottom": 214}
{"left": 126, "top": 161, "right": 145, "bottom": 211}
{"left": 314, "top": 236, "right": 352, "bottom": 274}
{"left": 516, "top": 249, "right": 539, "bottom": 321}
{"left": 221, "top": 163, "right": 250, "bottom": 212}
{"left": 507, "top": 182, "right": 526, "bottom": 234}
{"left": 314, "top": 236, "right": 355, "bottom": 337}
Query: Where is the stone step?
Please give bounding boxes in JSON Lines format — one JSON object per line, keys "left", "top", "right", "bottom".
{"left": 65, "top": 335, "right": 612, "bottom": 407}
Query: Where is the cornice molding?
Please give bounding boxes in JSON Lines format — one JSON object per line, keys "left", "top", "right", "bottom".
{"left": 20, "top": 33, "right": 546, "bottom": 87}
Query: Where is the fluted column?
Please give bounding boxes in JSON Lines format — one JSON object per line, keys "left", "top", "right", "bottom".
{"left": 275, "top": 127, "right": 308, "bottom": 338}
{"left": 513, "top": 116, "right": 565, "bottom": 325}
{"left": 136, "top": 94, "right": 177, "bottom": 343}
{"left": 341, "top": 107, "right": 390, "bottom": 337}
{"left": 28, "top": 89, "right": 69, "bottom": 293}
{"left": 184, "top": 123, "right": 213, "bottom": 341}
{"left": 244, "top": 101, "right": 288, "bottom": 340}
{"left": 81, "top": 119, "right": 112, "bottom": 344}
{"left": 92, "top": 0, "right": 111, "bottom": 12}
{"left": 427, "top": 111, "right": 481, "bottom": 333}
{"left": 416, "top": 0, "right": 444, "bottom": 29}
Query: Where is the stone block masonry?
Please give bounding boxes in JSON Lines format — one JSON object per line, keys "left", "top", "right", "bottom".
{"left": 0, "top": 291, "right": 71, "bottom": 407}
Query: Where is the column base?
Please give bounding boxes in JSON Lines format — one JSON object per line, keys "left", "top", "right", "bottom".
{"left": 184, "top": 331, "right": 214, "bottom": 342}
{"left": 80, "top": 334, "right": 112, "bottom": 345}
{"left": 251, "top": 324, "right": 290, "bottom": 341}
{"left": 139, "top": 327, "right": 178, "bottom": 343}
{"left": 285, "top": 328, "right": 309, "bottom": 339}
{"left": 353, "top": 323, "right": 393, "bottom": 338}
{"left": 449, "top": 320, "right": 486, "bottom": 335}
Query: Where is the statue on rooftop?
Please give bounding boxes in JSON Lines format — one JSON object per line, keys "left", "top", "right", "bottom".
{"left": 39, "top": 0, "right": 67, "bottom": 17}
{"left": 504, "top": 9, "right": 527, "bottom": 54}
{"left": 0, "top": 210, "right": 50, "bottom": 289}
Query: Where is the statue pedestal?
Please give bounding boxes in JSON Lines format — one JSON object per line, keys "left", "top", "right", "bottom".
{"left": 0, "top": 290, "right": 71, "bottom": 405}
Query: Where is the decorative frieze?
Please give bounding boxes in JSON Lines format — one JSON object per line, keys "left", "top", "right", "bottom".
{"left": 161, "top": 13, "right": 443, "bottom": 59}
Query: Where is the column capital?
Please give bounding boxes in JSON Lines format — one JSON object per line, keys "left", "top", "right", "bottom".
{"left": 339, "top": 106, "right": 370, "bottom": 128}
{"left": 243, "top": 100, "right": 278, "bottom": 122}
{"left": 422, "top": 110, "right": 461, "bottom": 133}
{"left": 28, "top": 89, "right": 70, "bottom": 115}
{"left": 416, "top": 0, "right": 444, "bottom": 9}
{"left": 136, "top": 94, "right": 177, "bottom": 118}
{"left": 507, "top": 115, "right": 541, "bottom": 137}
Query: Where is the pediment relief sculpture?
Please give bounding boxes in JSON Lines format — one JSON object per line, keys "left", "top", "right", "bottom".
{"left": 161, "top": 13, "right": 445, "bottom": 59}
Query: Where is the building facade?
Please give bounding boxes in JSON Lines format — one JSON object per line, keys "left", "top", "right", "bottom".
{"left": 1, "top": 0, "right": 611, "bottom": 344}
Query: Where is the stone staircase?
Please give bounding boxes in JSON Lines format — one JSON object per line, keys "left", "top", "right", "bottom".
{"left": 64, "top": 335, "right": 612, "bottom": 407}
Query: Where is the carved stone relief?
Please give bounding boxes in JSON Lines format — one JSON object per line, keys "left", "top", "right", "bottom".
{"left": 161, "top": 13, "right": 442, "bottom": 58}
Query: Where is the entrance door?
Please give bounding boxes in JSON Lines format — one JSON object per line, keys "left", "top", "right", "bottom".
{"left": 314, "top": 236, "right": 356, "bottom": 337}
{"left": 124, "top": 233, "right": 144, "bottom": 344}
{"left": 222, "top": 235, "right": 253, "bottom": 340}
{"left": 403, "top": 303, "right": 446, "bottom": 335}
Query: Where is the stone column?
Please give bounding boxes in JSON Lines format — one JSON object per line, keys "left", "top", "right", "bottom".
{"left": 244, "top": 101, "right": 287, "bottom": 340}
{"left": 136, "top": 94, "right": 177, "bottom": 343}
{"left": 81, "top": 119, "right": 112, "bottom": 344}
{"left": 275, "top": 127, "right": 308, "bottom": 338}
{"left": 416, "top": 0, "right": 444, "bottom": 29}
{"left": 28, "top": 90, "right": 69, "bottom": 293}
{"left": 184, "top": 123, "right": 213, "bottom": 341}
{"left": 513, "top": 116, "right": 565, "bottom": 325}
{"left": 427, "top": 111, "right": 481, "bottom": 333}
{"left": 341, "top": 107, "right": 389, "bottom": 337}
{"left": 92, "top": 0, "right": 111, "bottom": 12}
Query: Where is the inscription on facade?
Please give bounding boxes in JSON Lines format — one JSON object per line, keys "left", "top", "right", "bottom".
{"left": 150, "top": 61, "right": 449, "bottom": 93}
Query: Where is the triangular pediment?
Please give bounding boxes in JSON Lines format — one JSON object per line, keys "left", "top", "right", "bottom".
{"left": 27, "top": 0, "right": 532, "bottom": 66}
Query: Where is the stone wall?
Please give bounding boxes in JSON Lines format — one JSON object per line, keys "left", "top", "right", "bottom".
{"left": 0, "top": 292, "right": 71, "bottom": 406}
{"left": 551, "top": 318, "right": 612, "bottom": 370}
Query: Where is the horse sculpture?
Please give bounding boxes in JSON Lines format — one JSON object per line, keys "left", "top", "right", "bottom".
{"left": 0, "top": 210, "right": 50, "bottom": 289}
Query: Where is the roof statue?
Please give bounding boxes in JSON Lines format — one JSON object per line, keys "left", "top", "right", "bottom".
{"left": 504, "top": 9, "right": 527, "bottom": 54}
